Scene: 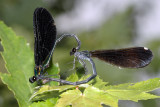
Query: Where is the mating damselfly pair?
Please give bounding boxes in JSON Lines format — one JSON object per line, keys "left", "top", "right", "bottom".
{"left": 29, "top": 8, "right": 153, "bottom": 85}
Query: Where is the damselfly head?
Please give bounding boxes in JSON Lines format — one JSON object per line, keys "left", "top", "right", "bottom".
{"left": 29, "top": 76, "right": 37, "bottom": 83}
{"left": 70, "top": 47, "right": 77, "bottom": 56}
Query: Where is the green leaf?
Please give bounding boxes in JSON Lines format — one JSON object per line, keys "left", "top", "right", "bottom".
{"left": 29, "top": 85, "right": 76, "bottom": 101}
{"left": 0, "top": 21, "right": 34, "bottom": 107}
{"left": 128, "top": 78, "right": 160, "bottom": 91}
{"left": 30, "top": 76, "right": 160, "bottom": 106}
{"left": 66, "top": 73, "right": 79, "bottom": 82}
{"left": 88, "top": 76, "right": 108, "bottom": 89}
{"left": 29, "top": 98, "right": 58, "bottom": 107}
{"left": 105, "top": 78, "right": 160, "bottom": 102}
{"left": 56, "top": 86, "right": 118, "bottom": 107}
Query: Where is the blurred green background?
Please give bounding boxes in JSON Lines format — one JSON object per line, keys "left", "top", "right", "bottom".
{"left": 0, "top": 0, "right": 160, "bottom": 107}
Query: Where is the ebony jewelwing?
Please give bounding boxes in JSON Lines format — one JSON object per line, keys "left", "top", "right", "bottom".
{"left": 29, "top": 8, "right": 153, "bottom": 85}
{"left": 43, "top": 35, "right": 153, "bottom": 85}
{"left": 29, "top": 7, "right": 80, "bottom": 84}
{"left": 29, "top": 7, "right": 57, "bottom": 83}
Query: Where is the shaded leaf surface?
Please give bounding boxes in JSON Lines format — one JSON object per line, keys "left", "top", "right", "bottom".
{"left": 29, "top": 98, "right": 58, "bottom": 107}
{"left": 29, "top": 85, "right": 76, "bottom": 101}
{"left": 0, "top": 21, "right": 34, "bottom": 107}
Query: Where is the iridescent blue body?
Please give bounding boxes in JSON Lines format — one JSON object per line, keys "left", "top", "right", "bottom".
{"left": 34, "top": 66, "right": 42, "bottom": 76}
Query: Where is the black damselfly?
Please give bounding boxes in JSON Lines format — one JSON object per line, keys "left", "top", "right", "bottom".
{"left": 43, "top": 35, "right": 153, "bottom": 85}
{"left": 29, "top": 8, "right": 80, "bottom": 84}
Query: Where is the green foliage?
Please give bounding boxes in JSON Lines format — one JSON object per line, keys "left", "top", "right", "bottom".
{"left": 30, "top": 76, "right": 160, "bottom": 107}
{"left": 0, "top": 21, "right": 34, "bottom": 107}
{"left": 29, "top": 98, "right": 58, "bottom": 107}
{"left": 28, "top": 73, "right": 160, "bottom": 107}
{"left": 0, "top": 18, "right": 160, "bottom": 107}
{"left": 105, "top": 78, "right": 160, "bottom": 101}
{"left": 29, "top": 85, "right": 75, "bottom": 101}
{"left": 56, "top": 86, "right": 118, "bottom": 107}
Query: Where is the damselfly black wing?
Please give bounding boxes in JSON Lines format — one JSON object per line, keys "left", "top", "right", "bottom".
{"left": 90, "top": 47, "right": 153, "bottom": 68}
{"left": 33, "top": 7, "right": 56, "bottom": 66}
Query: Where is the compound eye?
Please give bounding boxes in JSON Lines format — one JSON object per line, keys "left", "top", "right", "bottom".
{"left": 33, "top": 76, "right": 37, "bottom": 81}
{"left": 72, "top": 48, "right": 76, "bottom": 52}
{"left": 29, "top": 76, "right": 37, "bottom": 83}
{"left": 70, "top": 48, "right": 77, "bottom": 56}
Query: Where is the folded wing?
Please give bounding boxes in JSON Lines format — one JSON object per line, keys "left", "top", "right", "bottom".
{"left": 33, "top": 8, "right": 56, "bottom": 66}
